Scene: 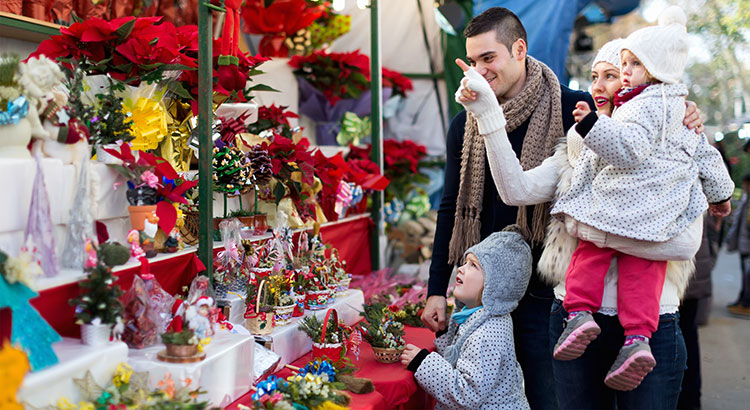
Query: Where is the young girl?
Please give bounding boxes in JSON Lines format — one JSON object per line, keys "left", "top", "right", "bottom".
{"left": 549, "top": 6, "right": 734, "bottom": 390}
{"left": 401, "top": 227, "right": 531, "bottom": 409}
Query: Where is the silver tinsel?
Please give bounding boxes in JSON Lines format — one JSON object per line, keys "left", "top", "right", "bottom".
{"left": 61, "top": 161, "right": 95, "bottom": 269}
{"left": 25, "top": 154, "right": 58, "bottom": 277}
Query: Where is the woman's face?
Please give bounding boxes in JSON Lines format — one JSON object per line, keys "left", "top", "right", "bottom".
{"left": 591, "top": 61, "right": 622, "bottom": 116}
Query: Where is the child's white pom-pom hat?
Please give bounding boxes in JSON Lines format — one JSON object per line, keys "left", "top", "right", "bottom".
{"left": 622, "top": 5, "right": 690, "bottom": 84}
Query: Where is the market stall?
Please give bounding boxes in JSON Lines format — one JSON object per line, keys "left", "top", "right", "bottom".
{"left": 0, "top": 1, "right": 439, "bottom": 409}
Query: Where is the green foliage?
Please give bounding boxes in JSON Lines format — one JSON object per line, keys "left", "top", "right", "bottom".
{"left": 99, "top": 242, "right": 131, "bottom": 267}
{"left": 297, "top": 314, "right": 345, "bottom": 344}
{"left": 360, "top": 302, "right": 406, "bottom": 349}
{"left": 69, "top": 258, "right": 124, "bottom": 325}
{"left": 160, "top": 329, "right": 196, "bottom": 345}
{"left": 88, "top": 78, "right": 135, "bottom": 146}
{"left": 229, "top": 209, "right": 255, "bottom": 217}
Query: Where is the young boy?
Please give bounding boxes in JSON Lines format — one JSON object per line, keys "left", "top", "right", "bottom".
{"left": 401, "top": 226, "right": 532, "bottom": 409}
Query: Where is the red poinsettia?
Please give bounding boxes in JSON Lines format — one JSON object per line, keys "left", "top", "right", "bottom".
{"left": 240, "top": 0, "right": 326, "bottom": 57}
{"left": 33, "top": 17, "right": 194, "bottom": 85}
{"left": 382, "top": 68, "right": 414, "bottom": 98}
{"left": 288, "top": 50, "right": 371, "bottom": 105}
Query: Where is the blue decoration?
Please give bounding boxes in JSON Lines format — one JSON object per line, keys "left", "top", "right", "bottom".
{"left": 0, "top": 274, "right": 61, "bottom": 371}
{"left": 0, "top": 96, "right": 29, "bottom": 125}
{"left": 252, "top": 375, "right": 280, "bottom": 401}
{"left": 298, "top": 359, "right": 336, "bottom": 381}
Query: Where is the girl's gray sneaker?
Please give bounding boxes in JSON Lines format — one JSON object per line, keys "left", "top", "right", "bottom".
{"left": 553, "top": 311, "right": 601, "bottom": 361}
{"left": 604, "top": 340, "right": 656, "bottom": 391}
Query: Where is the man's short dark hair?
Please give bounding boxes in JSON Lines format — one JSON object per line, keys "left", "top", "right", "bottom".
{"left": 463, "top": 7, "right": 527, "bottom": 53}
{"left": 743, "top": 173, "right": 750, "bottom": 182}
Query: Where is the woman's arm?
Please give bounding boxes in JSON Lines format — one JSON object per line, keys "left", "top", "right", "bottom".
{"left": 483, "top": 118, "right": 560, "bottom": 205}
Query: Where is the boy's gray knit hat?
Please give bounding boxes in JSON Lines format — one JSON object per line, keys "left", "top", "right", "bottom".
{"left": 443, "top": 226, "right": 532, "bottom": 365}
{"left": 468, "top": 226, "right": 532, "bottom": 316}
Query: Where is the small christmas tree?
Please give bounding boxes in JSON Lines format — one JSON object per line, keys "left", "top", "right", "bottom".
{"left": 88, "top": 79, "right": 134, "bottom": 148}
{"left": 69, "top": 243, "right": 124, "bottom": 325}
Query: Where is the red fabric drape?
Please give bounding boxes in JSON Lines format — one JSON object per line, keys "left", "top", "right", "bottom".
{"left": 31, "top": 253, "right": 204, "bottom": 337}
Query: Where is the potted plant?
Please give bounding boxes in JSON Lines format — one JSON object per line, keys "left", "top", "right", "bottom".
{"left": 160, "top": 327, "right": 200, "bottom": 359}
{"left": 244, "top": 279, "right": 275, "bottom": 335}
{"left": 297, "top": 309, "right": 347, "bottom": 363}
{"left": 360, "top": 302, "right": 406, "bottom": 363}
{"left": 88, "top": 77, "right": 135, "bottom": 161}
{"left": 269, "top": 274, "right": 295, "bottom": 326}
{"left": 70, "top": 240, "right": 124, "bottom": 346}
{"left": 212, "top": 145, "right": 253, "bottom": 227}
{"left": 329, "top": 250, "right": 351, "bottom": 295}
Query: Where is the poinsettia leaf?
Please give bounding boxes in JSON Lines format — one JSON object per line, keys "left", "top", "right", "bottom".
{"left": 156, "top": 200, "right": 177, "bottom": 233}
{"left": 273, "top": 182, "right": 286, "bottom": 206}
{"left": 115, "top": 19, "right": 136, "bottom": 41}
{"left": 246, "top": 84, "right": 279, "bottom": 93}
{"left": 106, "top": 164, "right": 134, "bottom": 180}
{"left": 166, "top": 81, "right": 193, "bottom": 100}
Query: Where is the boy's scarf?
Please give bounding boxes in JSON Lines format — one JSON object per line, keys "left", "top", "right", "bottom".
{"left": 448, "top": 56, "right": 564, "bottom": 264}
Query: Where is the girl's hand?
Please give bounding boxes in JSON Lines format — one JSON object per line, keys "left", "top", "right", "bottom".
{"left": 709, "top": 200, "right": 731, "bottom": 217}
{"left": 573, "top": 101, "right": 592, "bottom": 123}
{"left": 400, "top": 344, "right": 421, "bottom": 367}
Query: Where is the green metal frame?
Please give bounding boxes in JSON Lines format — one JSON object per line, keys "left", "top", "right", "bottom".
{"left": 197, "top": 2, "right": 214, "bottom": 283}
{"left": 0, "top": 12, "right": 61, "bottom": 42}
{"left": 369, "top": 0, "right": 384, "bottom": 271}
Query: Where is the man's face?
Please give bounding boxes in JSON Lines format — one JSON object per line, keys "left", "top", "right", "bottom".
{"left": 465, "top": 31, "right": 526, "bottom": 102}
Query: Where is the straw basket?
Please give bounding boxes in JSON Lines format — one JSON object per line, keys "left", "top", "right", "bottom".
{"left": 180, "top": 210, "right": 200, "bottom": 245}
{"left": 311, "top": 309, "right": 344, "bottom": 362}
{"left": 244, "top": 280, "right": 275, "bottom": 335}
{"left": 336, "top": 276, "right": 352, "bottom": 294}
{"left": 372, "top": 346, "right": 405, "bottom": 364}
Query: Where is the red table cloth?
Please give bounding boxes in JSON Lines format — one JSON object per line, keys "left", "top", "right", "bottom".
{"left": 228, "top": 326, "right": 437, "bottom": 410}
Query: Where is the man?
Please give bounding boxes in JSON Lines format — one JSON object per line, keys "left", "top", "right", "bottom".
{"left": 421, "top": 7, "right": 593, "bottom": 409}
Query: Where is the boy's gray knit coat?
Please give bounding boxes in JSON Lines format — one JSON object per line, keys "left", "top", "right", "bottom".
{"left": 414, "top": 228, "right": 532, "bottom": 409}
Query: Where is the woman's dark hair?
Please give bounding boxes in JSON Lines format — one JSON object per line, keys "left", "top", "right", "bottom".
{"left": 463, "top": 7, "right": 527, "bottom": 53}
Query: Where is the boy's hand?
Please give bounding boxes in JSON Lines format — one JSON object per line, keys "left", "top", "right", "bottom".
{"left": 400, "top": 344, "right": 421, "bottom": 367}
{"left": 709, "top": 200, "right": 731, "bottom": 217}
{"left": 573, "top": 101, "right": 592, "bottom": 123}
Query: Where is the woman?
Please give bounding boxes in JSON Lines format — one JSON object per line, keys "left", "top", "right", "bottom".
{"left": 456, "top": 38, "right": 704, "bottom": 408}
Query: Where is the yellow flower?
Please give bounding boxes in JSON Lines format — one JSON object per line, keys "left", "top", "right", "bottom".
{"left": 57, "top": 397, "right": 76, "bottom": 410}
{"left": 78, "top": 402, "right": 95, "bottom": 410}
{"left": 113, "top": 362, "right": 133, "bottom": 387}
{"left": 314, "top": 401, "right": 349, "bottom": 410}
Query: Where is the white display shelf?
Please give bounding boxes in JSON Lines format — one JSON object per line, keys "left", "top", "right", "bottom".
{"left": 30, "top": 214, "right": 370, "bottom": 293}
{"left": 127, "top": 330, "right": 255, "bottom": 408}
{"left": 18, "top": 338, "right": 129, "bottom": 408}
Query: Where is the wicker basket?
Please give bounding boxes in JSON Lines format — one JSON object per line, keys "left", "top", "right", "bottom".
{"left": 311, "top": 309, "right": 345, "bottom": 362}
{"left": 180, "top": 210, "right": 200, "bottom": 245}
{"left": 244, "top": 280, "right": 275, "bottom": 335}
{"left": 372, "top": 346, "right": 405, "bottom": 364}
{"left": 274, "top": 303, "right": 295, "bottom": 326}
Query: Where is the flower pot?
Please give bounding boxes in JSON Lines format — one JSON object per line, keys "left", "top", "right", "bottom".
{"left": 95, "top": 144, "right": 122, "bottom": 164}
{"left": 80, "top": 323, "right": 112, "bottom": 346}
{"left": 274, "top": 304, "right": 295, "bottom": 326}
{"left": 237, "top": 215, "right": 255, "bottom": 228}
{"left": 0, "top": 117, "right": 32, "bottom": 159}
{"left": 128, "top": 205, "right": 157, "bottom": 231}
{"left": 252, "top": 214, "right": 269, "bottom": 235}
{"left": 292, "top": 293, "right": 305, "bottom": 317}
{"left": 305, "top": 289, "right": 330, "bottom": 310}
{"left": 165, "top": 343, "right": 199, "bottom": 357}
{"left": 372, "top": 346, "right": 405, "bottom": 364}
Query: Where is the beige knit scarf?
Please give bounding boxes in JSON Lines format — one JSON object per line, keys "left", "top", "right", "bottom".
{"left": 448, "top": 56, "right": 564, "bottom": 264}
